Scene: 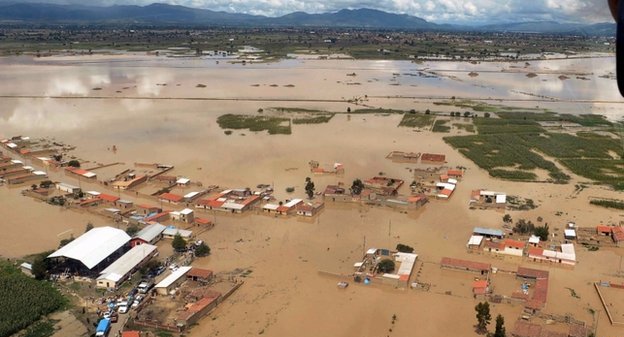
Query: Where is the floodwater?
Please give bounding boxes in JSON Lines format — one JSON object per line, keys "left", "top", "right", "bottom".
{"left": 0, "top": 54, "right": 623, "bottom": 337}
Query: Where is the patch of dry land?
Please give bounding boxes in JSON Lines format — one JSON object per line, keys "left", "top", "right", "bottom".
{"left": 0, "top": 53, "right": 623, "bottom": 337}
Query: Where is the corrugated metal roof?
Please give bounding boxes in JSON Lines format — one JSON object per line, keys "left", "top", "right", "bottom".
{"left": 473, "top": 227, "right": 504, "bottom": 237}
{"left": 134, "top": 223, "right": 166, "bottom": 243}
{"left": 155, "top": 266, "right": 192, "bottom": 289}
{"left": 48, "top": 227, "right": 131, "bottom": 269}
{"left": 98, "top": 244, "right": 157, "bottom": 283}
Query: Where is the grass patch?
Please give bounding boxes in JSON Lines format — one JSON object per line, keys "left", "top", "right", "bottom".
{"left": 590, "top": 198, "right": 624, "bottom": 210}
{"left": 520, "top": 133, "right": 621, "bottom": 159}
{"left": 473, "top": 118, "right": 545, "bottom": 134}
{"left": 0, "top": 262, "right": 66, "bottom": 337}
{"left": 292, "top": 114, "right": 335, "bottom": 124}
{"left": 217, "top": 114, "right": 291, "bottom": 135}
{"left": 22, "top": 320, "right": 55, "bottom": 337}
{"left": 398, "top": 114, "right": 434, "bottom": 128}
{"left": 432, "top": 120, "right": 451, "bottom": 133}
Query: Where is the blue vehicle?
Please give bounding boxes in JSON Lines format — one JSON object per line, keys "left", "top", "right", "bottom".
{"left": 95, "top": 318, "right": 111, "bottom": 337}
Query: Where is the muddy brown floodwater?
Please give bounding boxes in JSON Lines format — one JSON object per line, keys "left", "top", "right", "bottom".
{"left": 0, "top": 54, "right": 623, "bottom": 337}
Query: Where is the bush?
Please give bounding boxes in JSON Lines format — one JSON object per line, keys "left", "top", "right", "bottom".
{"left": 67, "top": 160, "right": 80, "bottom": 168}
{"left": 377, "top": 259, "right": 395, "bottom": 273}
{"left": 172, "top": 234, "right": 187, "bottom": 252}
{"left": 396, "top": 244, "right": 414, "bottom": 253}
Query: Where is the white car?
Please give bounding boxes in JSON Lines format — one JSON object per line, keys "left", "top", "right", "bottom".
{"left": 117, "top": 305, "right": 129, "bottom": 314}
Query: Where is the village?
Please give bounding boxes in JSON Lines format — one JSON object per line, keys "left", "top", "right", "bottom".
{"left": 2, "top": 129, "right": 624, "bottom": 337}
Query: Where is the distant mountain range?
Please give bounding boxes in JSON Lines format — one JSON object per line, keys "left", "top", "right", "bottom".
{"left": 0, "top": 2, "right": 615, "bottom": 36}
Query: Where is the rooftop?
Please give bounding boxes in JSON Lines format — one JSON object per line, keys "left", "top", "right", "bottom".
{"left": 98, "top": 244, "right": 157, "bottom": 283}
{"left": 48, "top": 227, "right": 131, "bottom": 269}
{"left": 134, "top": 223, "right": 166, "bottom": 243}
{"left": 155, "top": 266, "right": 192, "bottom": 289}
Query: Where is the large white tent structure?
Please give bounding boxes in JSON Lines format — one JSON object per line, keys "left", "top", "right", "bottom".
{"left": 48, "top": 226, "right": 131, "bottom": 272}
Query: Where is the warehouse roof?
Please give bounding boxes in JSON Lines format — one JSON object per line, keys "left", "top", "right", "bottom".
{"left": 48, "top": 227, "right": 131, "bottom": 269}
{"left": 155, "top": 266, "right": 192, "bottom": 289}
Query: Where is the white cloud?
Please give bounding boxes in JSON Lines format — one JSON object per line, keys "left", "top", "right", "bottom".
{"left": 22, "top": 0, "right": 614, "bottom": 24}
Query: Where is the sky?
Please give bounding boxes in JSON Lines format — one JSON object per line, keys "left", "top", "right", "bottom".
{"left": 6, "top": 0, "right": 614, "bottom": 24}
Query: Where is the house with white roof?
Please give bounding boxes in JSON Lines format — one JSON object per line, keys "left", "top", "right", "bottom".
{"left": 155, "top": 266, "right": 192, "bottom": 295}
{"left": 96, "top": 244, "right": 158, "bottom": 289}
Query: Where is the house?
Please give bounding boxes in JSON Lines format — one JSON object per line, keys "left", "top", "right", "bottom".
{"left": 175, "top": 294, "right": 220, "bottom": 327}
{"left": 136, "top": 204, "right": 162, "bottom": 216}
{"left": 435, "top": 182, "right": 455, "bottom": 200}
{"left": 295, "top": 201, "right": 324, "bottom": 217}
{"left": 144, "top": 211, "right": 170, "bottom": 223}
{"left": 470, "top": 190, "right": 507, "bottom": 208}
{"left": 502, "top": 239, "right": 525, "bottom": 256}
{"left": 176, "top": 177, "right": 190, "bottom": 186}
{"left": 111, "top": 175, "right": 147, "bottom": 190}
{"left": 85, "top": 191, "right": 101, "bottom": 199}
{"left": 276, "top": 198, "right": 303, "bottom": 215}
{"left": 96, "top": 244, "right": 158, "bottom": 289}
{"left": 186, "top": 268, "right": 213, "bottom": 283}
{"left": 446, "top": 169, "right": 464, "bottom": 179}
{"left": 154, "top": 266, "right": 192, "bottom": 295}
{"left": 473, "top": 227, "right": 504, "bottom": 239}
{"left": 466, "top": 235, "right": 484, "bottom": 249}
{"left": 130, "top": 223, "right": 166, "bottom": 247}
{"left": 99, "top": 194, "right": 120, "bottom": 205}
{"left": 65, "top": 167, "right": 97, "bottom": 179}
{"left": 527, "top": 243, "right": 576, "bottom": 266}
{"left": 528, "top": 235, "right": 540, "bottom": 247}
{"left": 596, "top": 225, "right": 613, "bottom": 236}
{"left": 483, "top": 240, "right": 504, "bottom": 253}
{"left": 421, "top": 153, "right": 446, "bottom": 164}
{"left": 323, "top": 185, "right": 354, "bottom": 202}
{"left": 159, "top": 192, "right": 184, "bottom": 204}
{"left": 473, "top": 280, "right": 488, "bottom": 297}
{"left": 612, "top": 227, "right": 624, "bottom": 245}
{"left": 20, "top": 262, "right": 33, "bottom": 277}
{"left": 162, "top": 226, "right": 193, "bottom": 240}
{"left": 183, "top": 191, "right": 202, "bottom": 203}
{"left": 56, "top": 182, "right": 81, "bottom": 195}
{"left": 117, "top": 200, "right": 134, "bottom": 210}
{"left": 363, "top": 176, "right": 404, "bottom": 196}
{"left": 197, "top": 189, "right": 262, "bottom": 213}
{"left": 170, "top": 208, "right": 195, "bottom": 223}
{"left": 564, "top": 229, "right": 576, "bottom": 240}
{"left": 407, "top": 194, "right": 428, "bottom": 208}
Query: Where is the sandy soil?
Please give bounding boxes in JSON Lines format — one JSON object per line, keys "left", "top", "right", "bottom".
{"left": 0, "top": 54, "right": 623, "bottom": 337}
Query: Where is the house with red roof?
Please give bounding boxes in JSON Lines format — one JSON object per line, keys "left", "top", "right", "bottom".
{"left": 159, "top": 192, "right": 183, "bottom": 204}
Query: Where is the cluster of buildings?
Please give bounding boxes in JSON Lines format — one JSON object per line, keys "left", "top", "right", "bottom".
{"left": 470, "top": 189, "right": 507, "bottom": 209}
{"left": 467, "top": 227, "right": 577, "bottom": 266}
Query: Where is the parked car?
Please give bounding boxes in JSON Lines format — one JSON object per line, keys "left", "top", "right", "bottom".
{"left": 337, "top": 281, "right": 349, "bottom": 289}
{"left": 117, "top": 305, "right": 129, "bottom": 314}
{"left": 110, "top": 312, "right": 119, "bottom": 323}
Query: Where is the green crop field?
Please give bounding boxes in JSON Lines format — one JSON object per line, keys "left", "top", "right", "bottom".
{"left": 0, "top": 262, "right": 66, "bottom": 337}
{"left": 217, "top": 114, "right": 291, "bottom": 135}
{"left": 398, "top": 113, "right": 434, "bottom": 128}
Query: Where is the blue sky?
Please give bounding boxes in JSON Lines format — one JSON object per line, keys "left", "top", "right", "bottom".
{"left": 7, "top": 0, "right": 613, "bottom": 24}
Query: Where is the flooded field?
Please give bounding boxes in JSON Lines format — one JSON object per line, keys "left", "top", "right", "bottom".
{"left": 1, "top": 54, "right": 623, "bottom": 337}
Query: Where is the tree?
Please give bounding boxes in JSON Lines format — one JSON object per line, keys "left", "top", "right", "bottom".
{"left": 172, "top": 233, "right": 187, "bottom": 252}
{"left": 31, "top": 184, "right": 38, "bottom": 190}
{"left": 396, "top": 243, "right": 414, "bottom": 253}
{"left": 484, "top": 112, "right": 491, "bottom": 118}
{"left": 425, "top": 109, "right": 431, "bottom": 114}
{"left": 502, "top": 214, "right": 512, "bottom": 223}
{"left": 464, "top": 111, "right": 471, "bottom": 117}
{"left": 494, "top": 314, "right": 506, "bottom": 337}
{"left": 39, "top": 180, "right": 53, "bottom": 188}
{"left": 67, "top": 160, "right": 81, "bottom": 168}
{"left": 305, "top": 178, "right": 315, "bottom": 199}
{"left": 474, "top": 301, "right": 491, "bottom": 334}
{"left": 534, "top": 224, "right": 549, "bottom": 241}
{"left": 32, "top": 256, "right": 48, "bottom": 280}
{"left": 195, "top": 243, "right": 211, "bottom": 257}
{"left": 351, "top": 179, "right": 364, "bottom": 195}
{"left": 84, "top": 222, "right": 94, "bottom": 233}
{"left": 59, "top": 235, "right": 74, "bottom": 248}
{"left": 377, "top": 259, "right": 395, "bottom": 273}
{"left": 126, "top": 225, "right": 139, "bottom": 236}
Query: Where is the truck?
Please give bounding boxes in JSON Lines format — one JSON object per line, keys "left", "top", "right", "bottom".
{"left": 95, "top": 318, "right": 111, "bottom": 337}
